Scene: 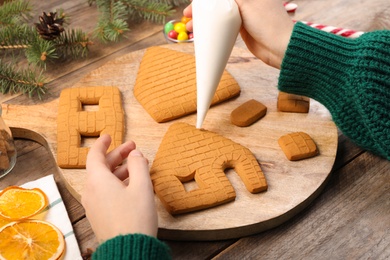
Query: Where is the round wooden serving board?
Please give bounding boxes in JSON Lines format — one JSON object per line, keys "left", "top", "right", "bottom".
{"left": 2, "top": 44, "right": 338, "bottom": 241}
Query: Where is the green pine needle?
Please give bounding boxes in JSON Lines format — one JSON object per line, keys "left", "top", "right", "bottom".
{"left": 0, "top": 0, "right": 32, "bottom": 27}
{"left": 92, "top": 0, "right": 190, "bottom": 42}
{"left": 125, "top": 0, "right": 174, "bottom": 24}
{"left": 0, "top": 60, "right": 47, "bottom": 98}
{"left": 25, "top": 35, "right": 58, "bottom": 69}
{"left": 0, "top": 24, "right": 35, "bottom": 50}
{"left": 55, "top": 28, "right": 91, "bottom": 58}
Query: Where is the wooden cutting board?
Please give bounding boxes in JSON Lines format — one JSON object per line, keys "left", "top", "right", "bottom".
{"left": 2, "top": 44, "right": 338, "bottom": 241}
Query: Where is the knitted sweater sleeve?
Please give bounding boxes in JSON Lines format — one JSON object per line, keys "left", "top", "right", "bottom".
{"left": 278, "top": 22, "right": 390, "bottom": 160}
{"left": 92, "top": 234, "right": 171, "bottom": 260}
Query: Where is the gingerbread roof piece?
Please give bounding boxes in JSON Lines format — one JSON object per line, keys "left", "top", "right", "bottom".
{"left": 150, "top": 122, "right": 267, "bottom": 215}
{"left": 134, "top": 46, "right": 241, "bottom": 123}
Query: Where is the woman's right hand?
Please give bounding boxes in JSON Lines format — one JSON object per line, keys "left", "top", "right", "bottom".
{"left": 184, "top": 0, "right": 294, "bottom": 69}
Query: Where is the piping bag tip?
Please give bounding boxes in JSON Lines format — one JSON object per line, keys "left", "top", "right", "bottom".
{"left": 196, "top": 110, "right": 207, "bottom": 129}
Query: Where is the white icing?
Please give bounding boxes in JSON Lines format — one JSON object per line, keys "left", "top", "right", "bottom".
{"left": 193, "top": 0, "right": 241, "bottom": 128}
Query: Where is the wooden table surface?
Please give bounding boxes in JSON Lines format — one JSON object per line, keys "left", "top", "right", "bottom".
{"left": 1, "top": 0, "right": 389, "bottom": 259}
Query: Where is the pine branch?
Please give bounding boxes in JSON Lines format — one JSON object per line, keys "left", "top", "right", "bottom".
{"left": 94, "top": 0, "right": 129, "bottom": 42}
{"left": 24, "top": 28, "right": 91, "bottom": 68}
{"left": 0, "top": 0, "right": 32, "bottom": 27}
{"left": 125, "top": 0, "right": 174, "bottom": 24}
{"left": 92, "top": 0, "right": 190, "bottom": 42}
{"left": 158, "top": 0, "right": 191, "bottom": 6}
{"left": 0, "top": 60, "right": 46, "bottom": 98}
{"left": 55, "top": 28, "right": 91, "bottom": 59}
{"left": 25, "top": 34, "right": 58, "bottom": 69}
{"left": 0, "top": 24, "right": 34, "bottom": 50}
{"left": 88, "top": 0, "right": 190, "bottom": 7}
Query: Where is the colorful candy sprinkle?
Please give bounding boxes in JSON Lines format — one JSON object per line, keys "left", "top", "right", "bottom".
{"left": 177, "top": 31, "right": 189, "bottom": 41}
{"left": 174, "top": 22, "right": 187, "bottom": 34}
{"left": 164, "top": 22, "right": 174, "bottom": 34}
{"left": 164, "top": 17, "right": 194, "bottom": 42}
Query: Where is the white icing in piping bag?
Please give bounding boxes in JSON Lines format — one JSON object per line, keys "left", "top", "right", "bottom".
{"left": 193, "top": 0, "right": 242, "bottom": 129}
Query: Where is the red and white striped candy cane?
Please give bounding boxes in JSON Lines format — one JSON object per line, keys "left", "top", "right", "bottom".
{"left": 283, "top": 2, "right": 364, "bottom": 38}
{"left": 284, "top": 2, "right": 297, "bottom": 12}
{"left": 297, "top": 21, "right": 365, "bottom": 38}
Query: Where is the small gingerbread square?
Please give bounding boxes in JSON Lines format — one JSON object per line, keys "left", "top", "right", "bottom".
{"left": 278, "top": 132, "right": 319, "bottom": 161}
{"left": 277, "top": 92, "right": 310, "bottom": 113}
{"left": 230, "top": 99, "right": 267, "bottom": 127}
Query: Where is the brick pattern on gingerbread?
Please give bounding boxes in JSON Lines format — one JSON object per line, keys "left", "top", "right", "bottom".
{"left": 57, "top": 86, "right": 124, "bottom": 169}
{"left": 134, "top": 46, "right": 241, "bottom": 123}
{"left": 278, "top": 132, "right": 319, "bottom": 161}
{"left": 151, "top": 122, "right": 267, "bottom": 215}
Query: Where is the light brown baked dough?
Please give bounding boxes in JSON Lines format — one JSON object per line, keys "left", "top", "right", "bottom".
{"left": 150, "top": 122, "right": 267, "bottom": 215}
{"left": 230, "top": 99, "right": 267, "bottom": 127}
{"left": 277, "top": 92, "right": 310, "bottom": 113}
{"left": 278, "top": 132, "right": 319, "bottom": 161}
{"left": 134, "top": 46, "right": 241, "bottom": 123}
{"left": 0, "top": 129, "right": 15, "bottom": 170}
{"left": 57, "top": 86, "right": 124, "bottom": 169}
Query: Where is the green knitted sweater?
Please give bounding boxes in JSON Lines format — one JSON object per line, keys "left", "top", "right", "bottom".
{"left": 92, "top": 234, "right": 171, "bottom": 260}
{"left": 279, "top": 22, "right": 390, "bottom": 160}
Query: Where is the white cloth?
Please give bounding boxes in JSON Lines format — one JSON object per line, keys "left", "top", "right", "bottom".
{"left": 21, "top": 174, "right": 82, "bottom": 260}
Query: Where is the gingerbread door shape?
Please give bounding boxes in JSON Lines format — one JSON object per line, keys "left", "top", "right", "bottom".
{"left": 150, "top": 122, "right": 268, "bottom": 215}
{"left": 57, "top": 86, "right": 124, "bottom": 168}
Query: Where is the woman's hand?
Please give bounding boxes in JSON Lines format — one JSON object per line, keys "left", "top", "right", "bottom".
{"left": 81, "top": 134, "right": 157, "bottom": 243}
{"left": 183, "top": 0, "right": 294, "bottom": 69}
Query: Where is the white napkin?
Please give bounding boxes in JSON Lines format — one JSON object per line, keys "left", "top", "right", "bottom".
{"left": 21, "top": 174, "right": 82, "bottom": 260}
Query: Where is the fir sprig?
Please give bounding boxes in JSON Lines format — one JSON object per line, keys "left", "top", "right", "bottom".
{"left": 0, "top": 24, "right": 35, "bottom": 50}
{"left": 92, "top": 0, "right": 190, "bottom": 42}
{"left": 25, "top": 33, "right": 57, "bottom": 68}
{"left": 125, "top": 0, "right": 174, "bottom": 23}
{"left": 55, "top": 28, "right": 91, "bottom": 59}
{"left": 0, "top": 1, "right": 90, "bottom": 98}
{"left": 0, "top": 0, "right": 31, "bottom": 27}
{"left": 94, "top": 0, "right": 129, "bottom": 42}
{"left": 0, "top": 60, "right": 46, "bottom": 98}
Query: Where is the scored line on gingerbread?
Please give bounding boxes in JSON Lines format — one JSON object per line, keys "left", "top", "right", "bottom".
{"left": 57, "top": 86, "right": 124, "bottom": 169}
{"left": 278, "top": 132, "right": 319, "bottom": 161}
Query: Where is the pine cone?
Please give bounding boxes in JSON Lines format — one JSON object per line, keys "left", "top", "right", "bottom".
{"left": 35, "top": 12, "right": 65, "bottom": 40}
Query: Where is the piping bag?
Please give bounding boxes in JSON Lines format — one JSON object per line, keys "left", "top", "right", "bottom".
{"left": 193, "top": 0, "right": 242, "bottom": 129}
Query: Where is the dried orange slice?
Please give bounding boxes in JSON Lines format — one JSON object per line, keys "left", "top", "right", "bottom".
{"left": 0, "top": 186, "right": 48, "bottom": 221}
{"left": 0, "top": 219, "right": 65, "bottom": 260}
{"left": 0, "top": 218, "right": 9, "bottom": 230}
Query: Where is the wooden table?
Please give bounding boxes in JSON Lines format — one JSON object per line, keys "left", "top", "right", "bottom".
{"left": 1, "top": 0, "right": 389, "bottom": 259}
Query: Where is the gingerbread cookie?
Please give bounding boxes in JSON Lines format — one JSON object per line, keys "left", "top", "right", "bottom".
{"left": 277, "top": 92, "right": 310, "bottom": 113}
{"left": 57, "top": 86, "right": 124, "bottom": 169}
{"left": 230, "top": 99, "right": 267, "bottom": 127}
{"left": 278, "top": 132, "right": 319, "bottom": 161}
{"left": 0, "top": 129, "right": 15, "bottom": 171}
{"left": 134, "top": 46, "right": 241, "bottom": 123}
{"left": 150, "top": 122, "right": 267, "bottom": 215}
